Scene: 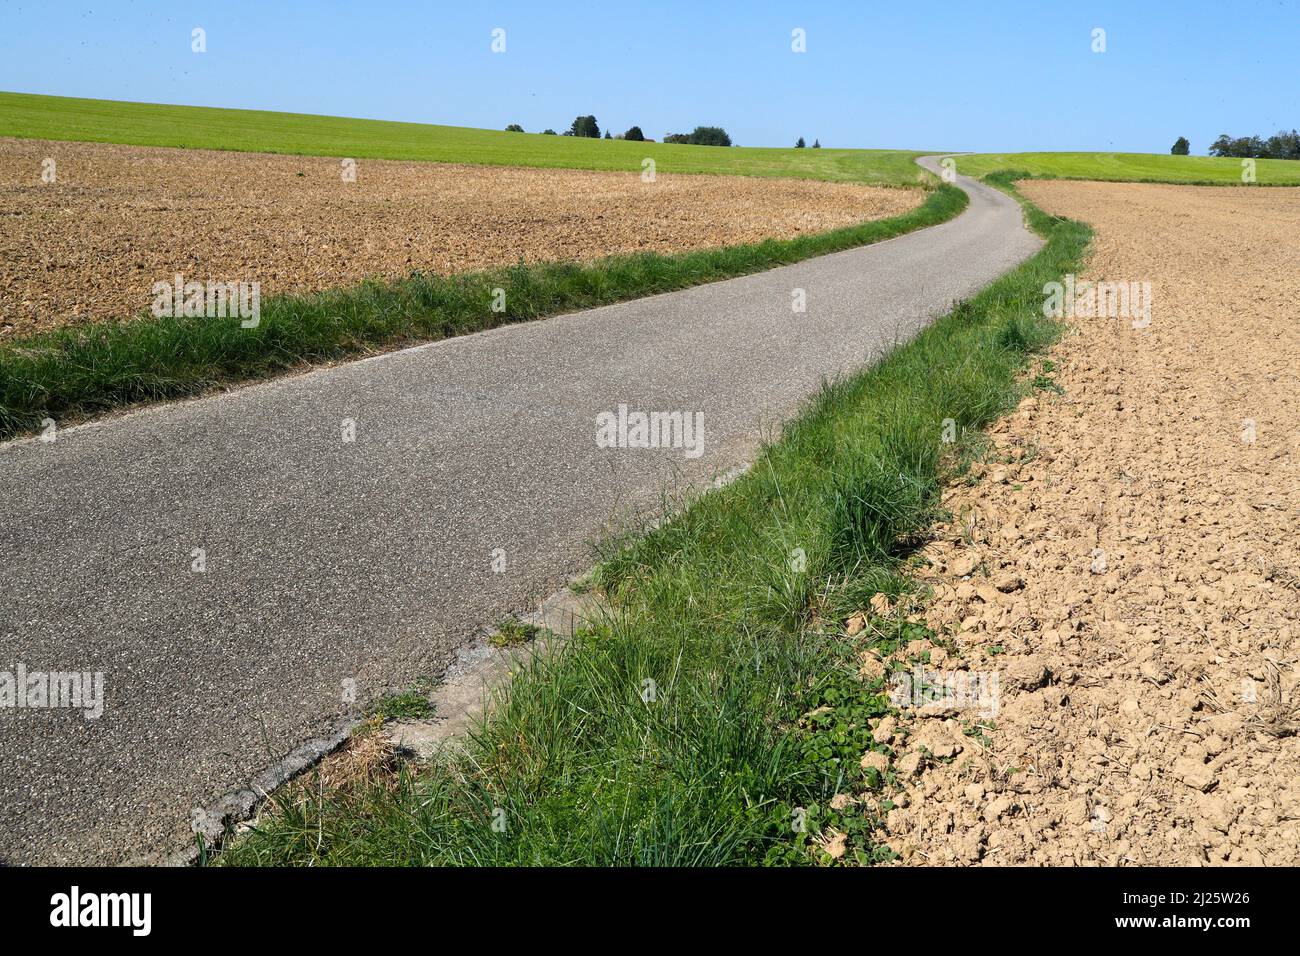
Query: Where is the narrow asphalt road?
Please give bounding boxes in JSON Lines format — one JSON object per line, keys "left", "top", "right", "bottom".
{"left": 0, "top": 157, "right": 1040, "bottom": 864}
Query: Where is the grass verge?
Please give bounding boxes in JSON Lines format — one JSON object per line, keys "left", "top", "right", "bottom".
{"left": 212, "top": 174, "right": 1090, "bottom": 866}
{"left": 0, "top": 184, "right": 963, "bottom": 441}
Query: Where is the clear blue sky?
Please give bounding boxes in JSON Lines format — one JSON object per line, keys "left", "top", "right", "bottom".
{"left": 1, "top": 0, "right": 1295, "bottom": 153}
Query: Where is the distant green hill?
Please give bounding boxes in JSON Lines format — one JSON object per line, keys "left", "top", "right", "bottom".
{"left": 956, "top": 150, "right": 1300, "bottom": 185}
{"left": 0, "top": 91, "right": 930, "bottom": 185}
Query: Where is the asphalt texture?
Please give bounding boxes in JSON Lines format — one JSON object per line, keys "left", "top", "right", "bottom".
{"left": 0, "top": 157, "right": 1041, "bottom": 863}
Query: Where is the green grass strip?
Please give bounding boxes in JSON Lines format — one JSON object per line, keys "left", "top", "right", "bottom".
{"left": 0, "top": 184, "right": 964, "bottom": 441}
{"left": 215, "top": 176, "right": 1090, "bottom": 867}
{"left": 955, "top": 150, "right": 1300, "bottom": 185}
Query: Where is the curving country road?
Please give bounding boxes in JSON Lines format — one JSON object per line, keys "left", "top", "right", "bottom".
{"left": 0, "top": 157, "right": 1041, "bottom": 864}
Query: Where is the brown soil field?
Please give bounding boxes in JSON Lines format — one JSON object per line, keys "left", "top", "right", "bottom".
{"left": 0, "top": 138, "right": 921, "bottom": 337}
{"left": 861, "top": 181, "right": 1300, "bottom": 865}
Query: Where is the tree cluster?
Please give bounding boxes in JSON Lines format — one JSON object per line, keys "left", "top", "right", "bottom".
{"left": 1208, "top": 130, "right": 1300, "bottom": 160}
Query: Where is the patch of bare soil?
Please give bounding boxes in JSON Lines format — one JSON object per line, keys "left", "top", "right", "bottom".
{"left": 874, "top": 182, "right": 1300, "bottom": 865}
{"left": 0, "top": 138, "right": 921, "bottom": 337}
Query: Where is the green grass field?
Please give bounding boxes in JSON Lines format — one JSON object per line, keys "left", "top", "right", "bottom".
{"left": 0, "top": 91, "right": 931, "bottom": 185}
{"left": 955, "top": 150, "right": 1300, "bottom": 185}
{"left": 11, "top": 94, "right": 1299, "bottom": 188}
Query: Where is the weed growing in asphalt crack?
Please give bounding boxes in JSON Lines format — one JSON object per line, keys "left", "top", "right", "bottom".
{"left": 367, "top": 686, "right": 435, "bottom": 722}
{"left": 489, "top": 617, "right": 545, "bottom": 648}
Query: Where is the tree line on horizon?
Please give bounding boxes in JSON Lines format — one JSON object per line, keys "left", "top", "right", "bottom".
{"left": 506, "top": 116, "right": 732, "bottom": 145}
{"left": 1205, "top": 129, "right": 1300, "bottom": 160}
{"left": 504, "top": 117, "right": 828, "bottom": 149}
{"left": 501, "top": 116, "right": 821, "bottom": 148}
{"left": 506, "top": 116, "right": 642, "bottom": 139}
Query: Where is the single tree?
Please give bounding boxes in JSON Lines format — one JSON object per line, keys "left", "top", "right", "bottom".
{"left": 623, "top": 125, "right": 646, "bottom": 142}
{"left": 542, "top": 129, "right": 557, "bottom": 135}
{"left": 1171, "top": 136, "right": 1190, "bottom": 155}
{"left": 569, "top": 115, "right": 601, "bottom": 138}
{"left": 812, "top": 139, "right": 821, "bottom": 148}
{"left": 687, "top": 126, "right": 732, "bottom": 146}
{"left": 505, "top": 123, "right": 525, "bottom": 133}
{"left": 795, "top": 137, "right": 806, "bottom": 148}
{"left": 604, "top": 130, "right": 612, "bottom": 139}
